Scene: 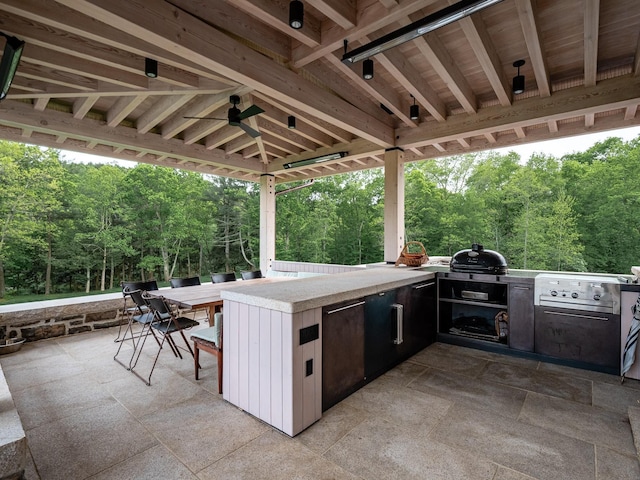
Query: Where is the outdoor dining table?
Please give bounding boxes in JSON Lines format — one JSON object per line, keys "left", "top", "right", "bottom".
{"left": 147, "top": 277, "right": 294, "bottom": 326}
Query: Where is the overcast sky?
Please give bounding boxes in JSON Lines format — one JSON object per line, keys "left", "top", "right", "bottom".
{"left": 59, "top": 125, "right": 640, "bottom": 168}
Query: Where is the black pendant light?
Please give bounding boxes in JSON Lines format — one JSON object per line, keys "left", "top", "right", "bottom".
{"left": 288, "top": 115, "right": 296, "bottom": 129}
{"left": 145, "top": 58, "right": 158, "bottom": 78}
{"left": 289, "top": 1, "right": 304, "bottom": 29}
{"left": 410, "top": 94, "right": 419, "bottom": 120}
{"left": 512, "top": 59, "right": 525, "bottom": 94}
{"left": 363, "top": 59, "right": 374, "bottom": 80}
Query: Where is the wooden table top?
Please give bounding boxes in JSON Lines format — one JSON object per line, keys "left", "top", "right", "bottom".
{"left": 147, "top": 277, "right": 294, "bottom": 310}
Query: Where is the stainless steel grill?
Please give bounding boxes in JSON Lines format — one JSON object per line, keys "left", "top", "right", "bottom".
{"left": 534, "top": 273, "right": 620, "bottom": 314}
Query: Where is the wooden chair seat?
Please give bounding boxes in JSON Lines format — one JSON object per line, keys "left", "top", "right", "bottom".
{"left": 190, "top": 317, "right": 222, "bottom": 393}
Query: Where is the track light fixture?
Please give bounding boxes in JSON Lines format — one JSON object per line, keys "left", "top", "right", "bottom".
{"left": 409, "top": 94, "right": 419, "bottom": 120}
{"left": 0, "top": 33, "right": 24, "bottom": 101}
{"left": 283, "top": 151, "right": 347, "bottom": 169}
{"left": 512, "top": 59, "right": 525, "bottom": 94}
{"left": 145, "top": 58, "right": 158, "bottom": 78}
{"left": 288, "top": 115, "right": 296, "bottom": 129}
{"left": 363, "top": 59, "right": 374, "bottom": 80}
{"left": 289, "top": 1, "right": 304, "bottom": 29}
{"left": 342, "top": 0, "right": 503, "bottom": 65}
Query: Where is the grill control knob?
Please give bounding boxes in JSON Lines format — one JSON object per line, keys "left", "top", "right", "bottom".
{"left": 594, "top": 294, "right": 601, "bottom": 301}
{"left": 571, "top": 292, "right": 579, "bottom": 299}
{"left": 550, "top": 290, "right": 558, "bottom": 296}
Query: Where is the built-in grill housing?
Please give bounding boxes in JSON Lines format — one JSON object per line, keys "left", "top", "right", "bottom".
{"left": 533, "top": 273, "right": 621, "bottom": 373}
{"left": 450, "top": 243, "right": 508, "bottom": 275}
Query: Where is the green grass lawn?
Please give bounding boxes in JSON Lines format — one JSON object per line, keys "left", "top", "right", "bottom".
{"left": 0, "top": 281, "right": 173, "bottom": 306}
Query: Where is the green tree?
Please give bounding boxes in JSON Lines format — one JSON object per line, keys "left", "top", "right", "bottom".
{"left": 0, "top": 143, "right": 65, "bottom": 297}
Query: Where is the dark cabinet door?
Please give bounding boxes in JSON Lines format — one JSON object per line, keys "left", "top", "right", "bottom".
{"left": 364, "top": 290, "right": 400, "bottom": 380}
{"left": 322, "top": 298, "right": 365, "bottom": 411}
{"left": 396, "top": 280, "right": 437, "bottom": 358}
{"left": 508, "top": 282, "right": 534, "bottom": 352}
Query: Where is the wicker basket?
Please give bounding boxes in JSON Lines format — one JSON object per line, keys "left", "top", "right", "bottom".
{"left": 395, "top": 241, "right": 429, "bottom": 267}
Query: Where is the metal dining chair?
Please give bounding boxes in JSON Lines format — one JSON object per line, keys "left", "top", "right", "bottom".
{"left": 241, "top": 270, "right": 262, "bottom": 280}
{"left": 130, "top": 293, "right": 199, "bottom": 386}
{"left": 169, "top": 276, "right": 201, "bottom": 288}
{"left": 114, "top": 288, "right": 162, "bottom": 371}
{"left": 115, "top": 280, "right": 158, "bottom": 342}
{"left": 170, "top": 276, "right": 205, "bottom": 321}
{"left": 211, "top": 272, "right": 237, "bottom": 283}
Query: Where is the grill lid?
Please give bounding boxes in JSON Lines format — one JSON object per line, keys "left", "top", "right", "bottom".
{"left": 450, "top": 243, "right": 508, "bottom": 274}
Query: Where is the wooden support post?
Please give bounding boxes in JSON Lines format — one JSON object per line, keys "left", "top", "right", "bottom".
{"left": 260, "top": 174, "right": 276, "bottom": 274}
{"left": 383, "top": 148, "right": 405, "bottom": 263}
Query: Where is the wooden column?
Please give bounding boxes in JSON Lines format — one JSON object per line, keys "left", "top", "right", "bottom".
{"left": 260, "top": 174, "right": 276, "bottom": 274}
{"left": 383, "top": 148, "right": 405, "bottom": 263}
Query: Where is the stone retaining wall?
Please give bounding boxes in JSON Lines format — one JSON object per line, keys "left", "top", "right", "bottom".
{"left": 0, "top": 294, "right": 125, "bottom": 342}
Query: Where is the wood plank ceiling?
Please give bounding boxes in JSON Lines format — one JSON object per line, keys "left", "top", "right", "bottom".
{"left": 0, "top": 0, "right": 639, "bottom": 183}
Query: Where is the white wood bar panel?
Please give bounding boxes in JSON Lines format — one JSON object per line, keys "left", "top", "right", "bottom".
{"left": 271, "top": 260, "right": 365, "bottom": 274}
{"left": 270, "top": 310, "right": 283, "bottom": 429}
{"left": 223, "top": 300, "right": 322, "bottom": 436}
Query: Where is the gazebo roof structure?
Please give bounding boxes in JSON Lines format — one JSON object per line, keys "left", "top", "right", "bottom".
{"left": 0, "top": 0, "right": 639, "bottom": 183}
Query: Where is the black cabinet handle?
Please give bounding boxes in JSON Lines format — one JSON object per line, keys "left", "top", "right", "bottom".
{"left": 325, "top": 301, "right": 365, "bottom": 315}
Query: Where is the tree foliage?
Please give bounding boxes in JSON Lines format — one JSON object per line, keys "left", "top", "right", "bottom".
{"left": 1, "top": 133, "right": 640, "bottom": 300}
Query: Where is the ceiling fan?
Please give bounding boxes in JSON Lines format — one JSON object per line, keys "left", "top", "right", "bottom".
{"left": 184, "top": 95, "right": 265, "bottom": 138}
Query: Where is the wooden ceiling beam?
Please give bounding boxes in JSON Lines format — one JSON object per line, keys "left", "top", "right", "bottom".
{"left": 456, "top": 10, "right": 512, "bottom": 107}
{"left": 360, "top": 34, "right": 446, "bottom": 122}
{"left": 161, "top": 90, "right": 247, "bottom": 140}
{"left": 225, "top": 134, "right": 255, "bottom": 155}
{"left": 251, "top": 98, "right": 333, "bottom": 148}
{"left": 137, "top": 94, "right": 197, "bottom": 134}
{"left": 253, "top": 92, "right": 353, "bottom": 144}
{"left": 584, "top": 0, "right": 600, "bottom": 87}
{"left": 324, "top": 52, "right": 414, "bottom": 126}
{"left": 291, "top": 0, "right": 437, "bottom": 68}
{"left": 17, "top": 64, "right": 98, "bottom": 92}
{"left": 257, "top": 117, "right": 317, "bottom": 151}
{"left": 169, "top": 0, "right": 290, "bottom": 60}
{"left": 231, "top": 0, "right": 321, "bottom": 47}
{"left": 205, "top": 125, "right": 244, "bottom": 150}
{"left": 303, "top": 59, "right": 393, "bottom": 125}
{"left": 268, "top": 138, "right": 385, "bottom": 173}
{"left": 56, "top": 0, "right": 394, "bottom": 147}
{"left": 397, "top": 75, "right": 640, "bottom": 148}
{"left": 407, "top": 20, "right": 477, "bottom": 114}
{"left": 8, "top": 86, "right": 229, "bottom": 100}
{"left": 514, "top": 0, "right": 551, "bottom": 97}
{"left": 182, "top": 112, "right": 227, "bottom": 145}
{"left": 634, "top": 31, "right": 640, "bottom": 76}
{"left": 0, "top": 99, "right": 262, "bottom": 172}
{"left": 21, "top": 44, "right": 148, "bottom": 90}
{"left": 10, "top": 76, "right": 79, "bottom": 96}
{"left": 73, "top": 97, "right": 98, "bottom": 119}
{"left": 106, "top": 94, "right": 148, "bottom": 127}
{"left": 306, "top": 0, "right": 357, "bottom": 30}
{"left": 0, "top": 0, "right": 236, "bottom": 87}
{"left": 260, "top": 132, "right": 303, "bottom": 156}
{"left": 404, "top": 113, "right": 640, "bottom": 164}
{"left": 0, "top": 9, "right": 199, "bottom": 88}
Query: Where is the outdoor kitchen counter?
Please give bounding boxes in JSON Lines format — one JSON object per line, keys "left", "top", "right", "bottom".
{"left": 220, "top": 267, "right": 434, "bottom": 314}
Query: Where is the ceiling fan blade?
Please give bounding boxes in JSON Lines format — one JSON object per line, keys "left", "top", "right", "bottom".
{"left": 183, "top": 116, "right": 226, "bottom": 121}
{"left": 238, "top": 105, "right": 265, "bottom": 120}
{"left": 239, "top": 122, "right": 261, "bottom": 138}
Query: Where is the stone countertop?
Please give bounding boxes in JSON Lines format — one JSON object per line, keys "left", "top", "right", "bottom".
{"left": 220, "top": 267, "right": 435, "bottom": 314}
